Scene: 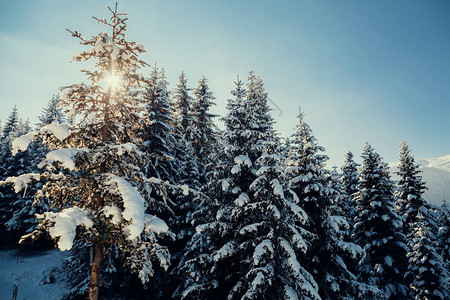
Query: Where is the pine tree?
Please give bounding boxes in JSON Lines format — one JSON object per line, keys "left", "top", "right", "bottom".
{"left": 141, "top": 67, "right": 180, "bottom": 182}
{"left": 1, "top": 7, "right": 174, "bottom": 300}
{"left": 173, "top": 71, "right": 196, "bottom": 143}
{"left": 340, "top": 151, "right": 359, "bottom": 224}
{"left": 394, "top": 141, "right": 428, "bottom": 229}
{"left": 1, "top": 106, "right": 19, "bottom": 140}
{"left": 191, "top": 76, "right": 218, "bottom": 172}
{"left": 3, "top": 118, "right": 48, "bottom": 243}
{"left": 407, "top": 212, "right": 449, "bottom": 299}
{"left": 286, "top": 113, "right": 377, "bottom": 299}
{"left": 36, "top": 94, "right": 66, "bottom": 128}
{"left": 0, "top": 107, "right": 22, "bottom": 243}
{"left": 437, "top": 202, "right": 450, "bottom": 282}
{"left": 353, "top": 144, "right": 410, "bottom": 299}
{"left": 177, "top": 74, "right": 318, "bottom": 299}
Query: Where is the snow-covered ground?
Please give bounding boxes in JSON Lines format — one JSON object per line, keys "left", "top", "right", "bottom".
{"left": 0, "top": 248, "right": 68, "bottom": 300}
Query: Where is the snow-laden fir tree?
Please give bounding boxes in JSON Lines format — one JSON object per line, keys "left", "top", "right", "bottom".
{"left": 141, "top": 67, "right": 181, "bottom": 183}
{"left": 0, "top": 108, "right": 32, "bottom": 244}
{"left": 437, "top": 202, "right": 450, "bottom": 279}
{"left": 191, "top": 76, "right": 218, "bottom": 174}
{"left": 139, "top": 66, "right": 196, "bottom": 298}
{"left": 173, "top": 71, "right": 196, "bottom": 144}
{"left": 340, "top": 151, "right": 359, "bottom": 224}
{"left": 407, "top": 211, "right": 449, "bottom": 299}
{"left": 176, "top": 73, "right": 318, "bottom": 299}
{"left": 36, "top": 94, "right": 66, "bottom": 128}
{"left": 2, "top": 118, "right": 49, "bottom": 244}
{"left": 0, "top": 7, "right": 174, "bottom": 300}
{"left": 285, "top": 113, "right": 378, "bottom": 299}
{"left": 353, "top": 144, "right": 410, "bottom": 299}
{"left": 394, "top": 141, "right": 429, "bottom": 230}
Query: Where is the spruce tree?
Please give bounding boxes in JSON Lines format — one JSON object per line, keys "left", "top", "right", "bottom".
{"left": 286, "top": 113, "right": 377, "bottom": 299}
{"left": 36, "top": 94, "right": 66, "bottom": 128}
{"left": 191, "top": 76, "right": 218, "bottom": 172}
{"left": 340, "top": 151, "right": 359, "bottom": 224}
{"left": 407, "top": 212, "right": 449, "bottom": 299}
{"left": 437, "top": 202, "right": 450, "bottom": 281}
{"left": 0, "top": 107, "right": 23, "bottom": 243}
{"left": 394, "top": 141, "right": 428, "bottom": 229}
{"left": 173, "top": 71, "right": 196, "bottom": 143}
{"left": 177, "top": 74, "right": 318, "bottom": 299}
{"left": 353, "top": 144, "right": 409, "bottom": 299}
{"left": 1, "top": 7, "right": 173, "bottom": 300}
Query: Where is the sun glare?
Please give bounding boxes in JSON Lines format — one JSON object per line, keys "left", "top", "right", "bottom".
{"left": 103, "top": 73, "right": 122, "bottom": 90}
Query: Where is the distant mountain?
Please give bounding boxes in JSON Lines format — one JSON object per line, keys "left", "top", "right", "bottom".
{"left": 390, "top": 154, "right": 450, "bottom": 206}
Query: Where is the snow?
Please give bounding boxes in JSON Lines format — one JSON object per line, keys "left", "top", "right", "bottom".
{"left": 286, "top": 199, "right": 308, "bottom": 224}
{"left": 101, "top": 204, "right": 122, "bottom": 225}
{"left": 11, "top": 132, "right": 36, "bottom": 155}
{"left": 213, "top": 241, "right": 237, "bottom": 262}
{"left": 384, "top": 256, "right": 393, "bottom": 267}
{"left": 0, "top": 173, "right": 40, "bottom": 193}
{"left": 111, "top": 143, "right": 144, "bottom": 156}
{"left": 235, "top": 192, "right": 250, "bottom": 206}
{"left": 271, "top": 179, "right": 284, "bottom": 198}
{"left": 44, "top": 207, "right": 93, "bottom": 251}
{"left": 239, "top": 222, "right": 263, "bottom": 235}
{"left": 106, "top": 174, "right": 145, "bottom": 240}
{"left": 0, "top": 249, "right": 68, "bottom": 300}
{"left": 253, "top": 239, "right": 273, "bottom": 265}
{"left": 38, "top": 148, "right": 89, "bottom": 171}
{"left": 284, "top": 285, "right": 299, "bottom": 300}
{"left": 180, "top": 184, "right": 190, "bottom": 196}
{"left": 145, "top": 214, "right": 169, "bottom": 235}
{"left": 234, "top": 155, "right": 252, "bottom": 168}
{"left": 39, "top": 123, "right": 71, "bottom": 141}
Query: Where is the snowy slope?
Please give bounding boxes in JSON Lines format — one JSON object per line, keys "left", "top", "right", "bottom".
{"left": 0, "top": 249, "right": 68, "bottom": 300}
{"left": 390, "top": 154, "right": 450, "bottom": 206}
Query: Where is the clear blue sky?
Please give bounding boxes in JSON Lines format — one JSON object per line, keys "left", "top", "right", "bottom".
{"left": 0, "top": 0, "right": 449, "bottom": 166}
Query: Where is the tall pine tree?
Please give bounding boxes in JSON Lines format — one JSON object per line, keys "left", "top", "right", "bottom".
{"left": 176, "top": 73, "right": 318, "bottom": 299}
{"left": 285, "top": 113, "right": 377, "bottom": 299}
{"left": 353, "top": 144, "right": 409, "bottom": 299}
{"left": 1, "top": 7, "right": 174, "bottom": 300}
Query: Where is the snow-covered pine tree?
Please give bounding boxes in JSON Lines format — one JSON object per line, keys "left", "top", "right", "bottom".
{"left": 191, "top": 76, "right": 218, "bottom": 174}
{"left": 353, "top": 144, "right": 410, "bottom": 299}
{"left": 437, "top": 201, "right": 450, "bottom": 281}
{"left": 173, "top": 71, "right": 196, "bottom": 144}
{"left": 394, "top": 141, "right": 429, "bottom": 230}
{"left": 1, "top": 6, "right": 174, "bottom": 300}
{"left": 0, "top": 106, "right": 24, "bottom": 244}
{"left": 176, "top": 73, "right": 318, "bottom": 299}
{"left": 139, "top": 66, "right": 195, "bottom": 298}
{"left": 2, "top": 118, "right": 49, "bottom": 244}
{"left": 36, "top": 94, "right": 66, "bottom": 128}
{"left": 340, "top": 151, "right": 359, "bottom": 225}
{"left": 285, "top": 113, "right": 378, "bottom": 299}
{"left": 171, "top": 71, "right": 201, "bottom": 187}
{"left": 407, "top": 212, "right": 449, "bottom": 299}
{"left": 141, "top": 67, "right": 180, "bottom": 183}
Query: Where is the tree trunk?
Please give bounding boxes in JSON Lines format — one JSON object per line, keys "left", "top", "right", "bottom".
{"left": 88, "top": 242, "right": 103, "bottom": 300}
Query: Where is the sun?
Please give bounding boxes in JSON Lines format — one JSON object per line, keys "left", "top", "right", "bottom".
{"left": 103, "top": 73, "right": 122, "bottom": 90}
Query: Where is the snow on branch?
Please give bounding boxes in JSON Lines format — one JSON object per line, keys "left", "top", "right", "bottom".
{"left": 11, "top": 122, "right": 72, "bottom": 155}
{"left": 43, "top": 207, "right": 93, "bottom": 251}
{"left": 145, "top": 214, "right": 169, "bottom": 235}
{"left": 105, "top": 174, "right": 144, "bottom": 240}
{"left": 39, "top": 122, "right": 71, "bottom": 141}
{"left": 0, "top": 173, "right": 41, "bottom": 195}
{"left": 12, "top": 132, "right": 37, "bottom": 155}
{"left": 38, "top": 148, "right": 89, "bottom": 171}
